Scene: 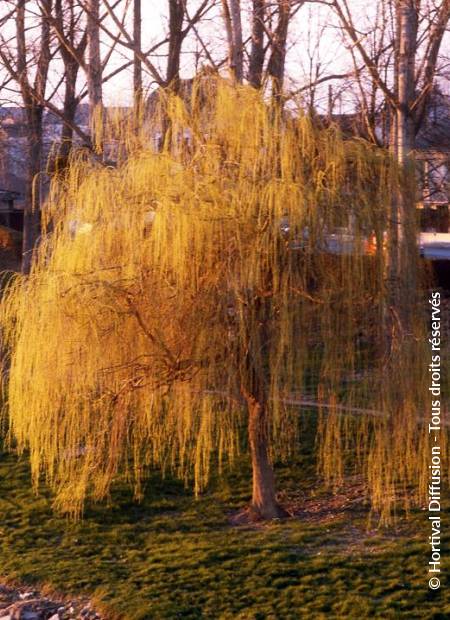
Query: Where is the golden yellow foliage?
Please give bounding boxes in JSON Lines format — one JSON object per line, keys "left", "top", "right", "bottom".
{"left": 0, "top": 78, "right": 437, "bottom": 520}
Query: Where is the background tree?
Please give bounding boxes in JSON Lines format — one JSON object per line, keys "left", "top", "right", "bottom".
{"left": 133, "top": 0, "right": 142, "bottom": 110}
{"left": 87, "top": 0, "right": 103, "bottom": 130}
{"left": 331, "top": 0, "right": 450, "bottom": 334}
{"left": 248, "top": 0, "right": 266, "bottom": 87}
{"left": 49, "top": 0, "right": 89, "bottom": 168}
{"left": 0, "top": 0, "right": 54, "bottom": 273}
{"left": 266, "top": 0, "right": 294, "bottom": 98}
{"left": 221, "top": 0, "right": 244, "bottom": 82}
{"left": 221, "top": 0, "right": 304, "bottom": 94}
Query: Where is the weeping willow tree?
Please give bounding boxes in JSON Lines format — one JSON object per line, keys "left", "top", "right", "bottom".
{"left": 0, "top": 78, "right": 444, "bottom": 521}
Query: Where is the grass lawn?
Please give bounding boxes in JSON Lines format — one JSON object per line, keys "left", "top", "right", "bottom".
{"left": 0, "top": 424, "right": 448, "bottom": 620}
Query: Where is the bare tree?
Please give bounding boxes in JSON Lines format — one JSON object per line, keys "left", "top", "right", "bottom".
{"left": 248, "top": 0, "right": 266, "bottom": 87}
{"left": 332, "top": 0, "right": 450, "bottom": 332}
{"left": 221, "top": 0, "right": 244, "bottom": 82}
{"left": 266, "top": 0, "right": 293, "bottom": 97}
{"left": 50, "top": 0, "right": 88, "bottom": 168}
{"left": 167, "top": 0, "right": 185, "bottom": 91}
{"left": 82, "top": 0, "right": 212, "bottom": 91}
{"left": 86, "top": 0, "right": 103, "bottom": 130}
{"left": 0, "top": 0, "right": 54, "bottom": 273}
{"left": 133, "top": 0, "right": 142, "bottom": 108}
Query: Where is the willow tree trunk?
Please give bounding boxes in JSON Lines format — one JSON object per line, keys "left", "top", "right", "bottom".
{"left": 243, "top": 389, "right": 287, "bottom": 519}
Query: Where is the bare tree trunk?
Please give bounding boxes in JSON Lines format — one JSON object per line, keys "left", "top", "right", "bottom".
{"left": 16, "top": 0, "right": 52, "bottom": 273}
{"left": 86, "top": 0, "right": 103, "bottom": 136}
{"left": 248, "top": 0, "right": 265, "bottom": 88}
{"left": 229, "top": 0, "right": 243, "bottom": 82}
{"left": 58, "top": 61, "right": 79, "bottom": 164}
{"left": 267, "top": 0, "right": 291, "bottom": 100}
{"left": 22, "top": 108, "right": 44, "bottom": 274}
{"left": 132, "top": 0, "right": 142, "bottom": 111}
{"left": 389, "top": 0, "right": 418, "bottom": 328}
{"left": 386, "top": 8, "right": 400, "bottom": 322}
{"left": 221, "top": 0, "right": 235, "bottom": 76}
{"left": 167, "top": 0, "right": 184, "bottom": 92}
{"left": 47, "top": 0, "right": 87, "bottom": 171}
{"left": 221, "top": 0, "right": 243, "bottom": 82}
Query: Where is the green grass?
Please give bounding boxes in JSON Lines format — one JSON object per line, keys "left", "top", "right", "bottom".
{"left": 0, "top": 442, "right": 448, "bottom": 619}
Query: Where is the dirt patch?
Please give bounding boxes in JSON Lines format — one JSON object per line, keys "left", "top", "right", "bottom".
{"left": 229, "top": 504, "right": 289, "bottom": 526}
{"left": 0, "top": 582, "right": 108, "bottom": 620}
{"left": 277, "top": 477, "right": 368, "bottom": 525}
{"left": 228, "top": 478, "right": 368, "bottom": 529}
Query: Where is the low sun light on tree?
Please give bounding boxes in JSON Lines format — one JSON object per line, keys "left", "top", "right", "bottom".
{"left": 0, "top": 79, "right": 440, "bottom": 522}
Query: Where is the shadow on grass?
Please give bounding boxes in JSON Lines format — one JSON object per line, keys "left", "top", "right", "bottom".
{"left": 0, "top": 441, "right": 448, "bottom": 619}
{"left": 0, "top": 256, "right": 449, "bottom": 617}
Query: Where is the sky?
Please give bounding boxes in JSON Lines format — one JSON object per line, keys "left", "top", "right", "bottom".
{"left": 0, "top": 0, "right": 351, "bottom": 110}
{"left": 0, "top": 0, "right": 449, "bottom": 112}
{"left": 101, "top": 1, "right": 350, "bottom": 108}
